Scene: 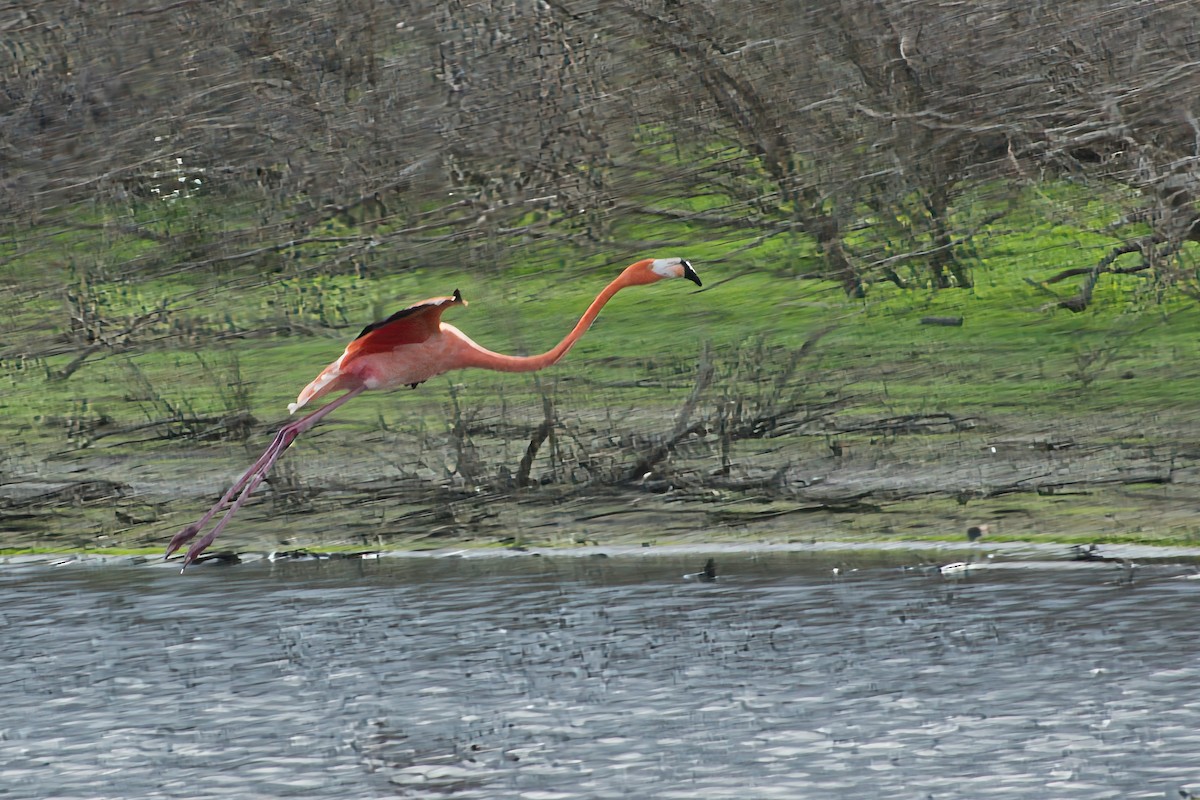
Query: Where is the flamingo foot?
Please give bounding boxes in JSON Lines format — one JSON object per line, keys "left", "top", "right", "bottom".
{"left": 165, "top": 430, "right": 292, "bottom": 567}
{"left": 165, "top": 521, "right": 205, "bottom": 560}
{"left": 163, "top": 386, "right": 365, "bottom": 573}
{"left": 181, "top": 528, "right": 223, "bottom": 572}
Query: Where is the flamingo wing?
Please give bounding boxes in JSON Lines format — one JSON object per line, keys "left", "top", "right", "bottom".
{"left": 345, "top": 290, "right": 464, "bottom": 358}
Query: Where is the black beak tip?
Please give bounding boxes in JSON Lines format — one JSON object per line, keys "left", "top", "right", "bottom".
{"left": 682, "top": 259, "right": 702, "bottom": 287}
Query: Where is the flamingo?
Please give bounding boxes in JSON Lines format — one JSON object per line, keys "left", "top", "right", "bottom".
{"left": 165, "top": 257, "right": 701, "bottom": 569}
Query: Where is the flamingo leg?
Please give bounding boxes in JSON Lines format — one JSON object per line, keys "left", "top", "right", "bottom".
{"left": 165, "top": 385, "right": 366, "bottom": 570}
{"left": 163, "top": 427, "right": 293, "bottom": 558}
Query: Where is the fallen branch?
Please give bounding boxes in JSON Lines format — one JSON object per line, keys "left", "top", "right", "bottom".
{"left": 831, "top": 413, "right": 977, "bottom": 435}
{"left": 1032, "top": 235, "right": 1173, "bottom": 312}
{"left": 921, "top": 315, "right": 963, "bottom": 327}
{"left": 626, "top": 342, "right": 715, "bottom": 482}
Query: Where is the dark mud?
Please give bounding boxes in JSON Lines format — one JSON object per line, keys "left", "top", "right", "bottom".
{"left": 3, "top": 409, "right": 1199, "bottom": 554}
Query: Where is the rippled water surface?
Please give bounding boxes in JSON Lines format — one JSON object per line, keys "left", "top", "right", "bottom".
{"left": 3, "top": 550, "right": 1199, "bottom": 799}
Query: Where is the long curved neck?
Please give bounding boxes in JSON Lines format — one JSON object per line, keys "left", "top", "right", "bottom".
{"left": 458, "top": 273, "right": 630, "bottom": 373}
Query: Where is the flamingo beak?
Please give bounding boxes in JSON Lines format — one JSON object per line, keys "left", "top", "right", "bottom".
{"left": 681, "top": 259, "right": 702, "bottom": 287}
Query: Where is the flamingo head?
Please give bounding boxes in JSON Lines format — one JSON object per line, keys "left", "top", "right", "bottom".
{"left": 624, "top": 257, "right": 702, "bottom": 287}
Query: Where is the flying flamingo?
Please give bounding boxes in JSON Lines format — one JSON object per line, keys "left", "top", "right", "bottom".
{"left": 165, "top": 257, "right": 701, "bottom": 569}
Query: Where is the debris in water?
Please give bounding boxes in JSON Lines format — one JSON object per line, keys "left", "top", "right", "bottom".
{"left": 684, "top": 558, "right": 717, "bottom": 582}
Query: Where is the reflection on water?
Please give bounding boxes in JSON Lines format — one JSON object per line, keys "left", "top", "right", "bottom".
{"left": 2, "top": 552, "right": 1199, "bottom": 799}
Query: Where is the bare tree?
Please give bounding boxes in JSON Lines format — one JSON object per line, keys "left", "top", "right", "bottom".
{"left": 2, "top": 0, "right": 1198, "bottom": 309}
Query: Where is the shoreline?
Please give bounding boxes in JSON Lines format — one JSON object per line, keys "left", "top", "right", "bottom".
{"left": 6, "top": 538, "right": 1200, "bottom": 572}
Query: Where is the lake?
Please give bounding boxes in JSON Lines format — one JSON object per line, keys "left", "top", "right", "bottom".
{"left": 2, "top": 544, "right": 1199, "bottom": 799}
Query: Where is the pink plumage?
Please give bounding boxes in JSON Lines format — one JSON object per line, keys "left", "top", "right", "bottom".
{"left": 166, "top": 257, "right": 701, "bottom": 569}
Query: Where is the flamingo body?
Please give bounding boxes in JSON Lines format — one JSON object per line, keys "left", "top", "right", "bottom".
{"left": 289, "top": 292, "right": 466, "bottom": 411}
{"left": 167, "top": 256, "right": 701, "bottom": 569}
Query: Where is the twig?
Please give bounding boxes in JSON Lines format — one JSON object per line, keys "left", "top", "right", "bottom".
{"left": 517, "top": 392, "right": 556, "bottom": 487}
{"left": 50, "top": 306, "right": 166, "bottom": 382}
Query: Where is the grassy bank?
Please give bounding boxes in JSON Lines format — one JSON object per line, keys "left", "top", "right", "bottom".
{"left": 2, "top": 187, "right": 1200, "bottom": 555}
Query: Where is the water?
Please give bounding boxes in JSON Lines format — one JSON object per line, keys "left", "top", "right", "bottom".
{"left": 2, "top": 549, "right": 1199, "bottom": 799}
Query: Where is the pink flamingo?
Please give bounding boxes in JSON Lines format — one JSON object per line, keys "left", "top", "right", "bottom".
{"left": 165, "top": 257, "right": 701, "bottom": 569}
